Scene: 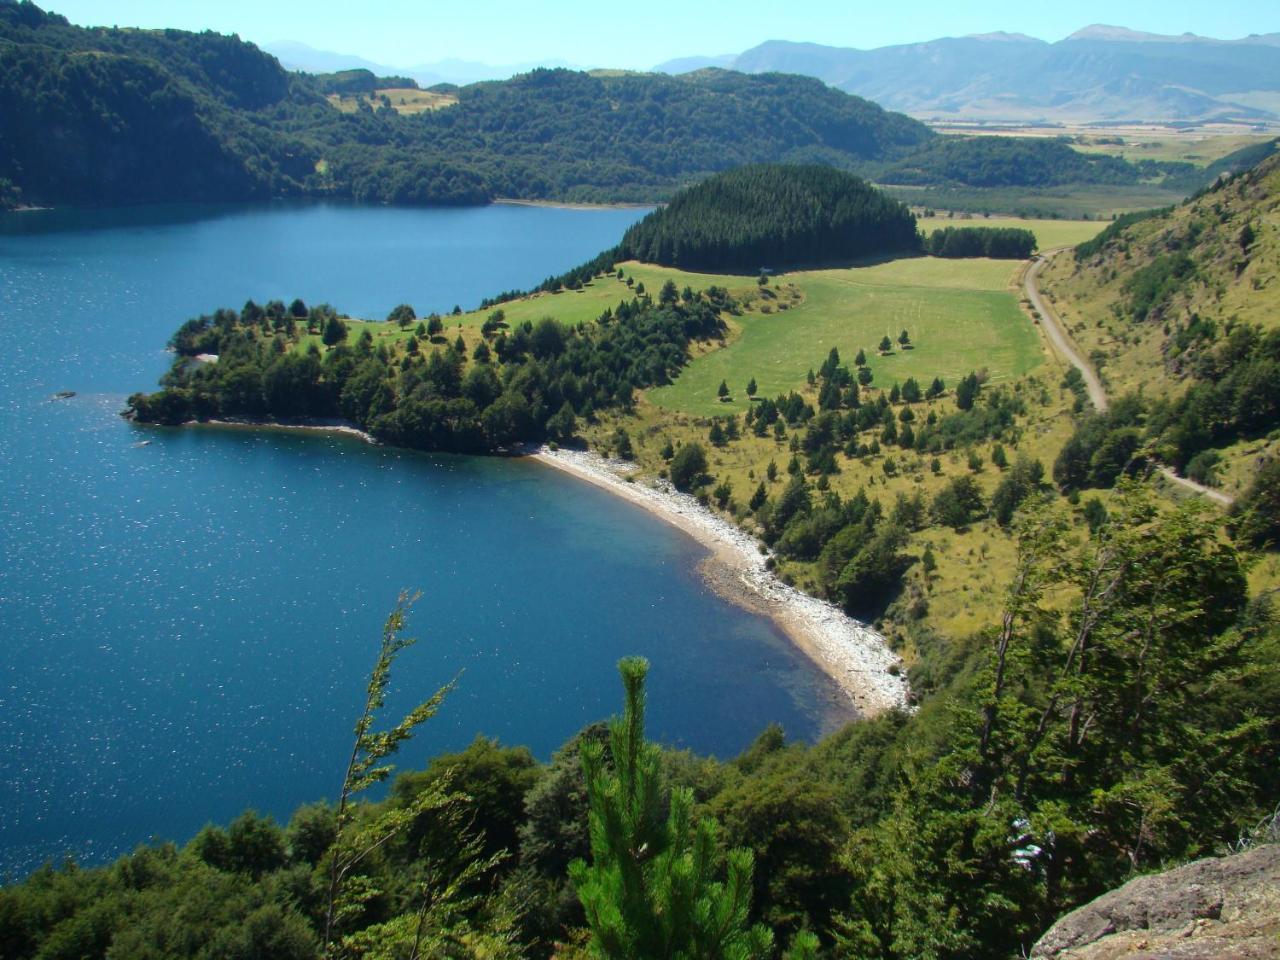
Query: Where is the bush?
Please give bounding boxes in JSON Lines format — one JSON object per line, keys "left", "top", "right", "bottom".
{"left": 669, "top": 443, "right": 708, "bottom": 492}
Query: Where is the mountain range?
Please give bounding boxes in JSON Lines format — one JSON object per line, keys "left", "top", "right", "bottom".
{"left": 654, "top": 24, "right": 1280, "bottom": 123}
{"left": 263, "top": 40, "right": 584, "bottom": 87}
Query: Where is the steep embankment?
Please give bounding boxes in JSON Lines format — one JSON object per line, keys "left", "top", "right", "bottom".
{"left": 1038, "top": 154, "right": 1280, "bottom": 501}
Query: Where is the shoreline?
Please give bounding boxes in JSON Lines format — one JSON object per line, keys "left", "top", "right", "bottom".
{"left": 527, "top": 446, "right": 912, "bottom": 719}
{"left": 492, "top": 197, "right": 657, "bottom": 212}
{"left": 181, "top": 416, "right": 379, "bottom": 444}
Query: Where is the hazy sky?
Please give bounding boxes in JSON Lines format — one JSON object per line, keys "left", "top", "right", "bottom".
{"left": 46, "top": 0, "right": 1280, "bottom": 69}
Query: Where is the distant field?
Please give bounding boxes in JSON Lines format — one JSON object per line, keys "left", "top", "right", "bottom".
{"left": 326, "top": 87, "right": 457, "bottom": 115}
{"left": 885, "top": 182, "right": 1188, "bottom": 220}
{"left": 916, "top": 215, "right": 1105, "bottom": 251}
{"left": 1067, "top": 133, "right": 1272, "bottom": 167}
{"left": 926, "top": 122, "right": 1275, "bottom": 168}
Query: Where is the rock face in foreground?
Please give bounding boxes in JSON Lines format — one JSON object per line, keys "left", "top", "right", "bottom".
{"left": 1032, "top": 844, "right": 1280, "bottom": 959}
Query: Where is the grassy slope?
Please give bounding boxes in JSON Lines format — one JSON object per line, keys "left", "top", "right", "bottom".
{"left": 1038, "top": 156, "right": 1280, "bottom": 502}
{"left": 644, "top": 259, "right": 1041, "bottom": 418}
{"left": 584, "top": 357, "right": 1083, "bottom": 651}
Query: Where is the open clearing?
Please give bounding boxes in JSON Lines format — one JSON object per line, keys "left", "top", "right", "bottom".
{"left": 326, "top": 87, "right": 457, "bottom": 115}
{"left": 916, "top": 215, "right": 1106, "bottom": 250}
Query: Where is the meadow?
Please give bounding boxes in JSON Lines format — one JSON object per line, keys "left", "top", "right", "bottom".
{"left": 641, "top": 257, "right": 1044, "bottom": 417}
{"left": 326, "top": 87, "right": 458, "bottom": 115}
{"left": 916, "top": 214, "right": 1106, "bottom": 250}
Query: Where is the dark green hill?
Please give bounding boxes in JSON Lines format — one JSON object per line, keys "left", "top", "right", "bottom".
{"left": 617, "top": 165, "right": 921, "bottom": 270}
{"left": 0, "top": 2, "right": 932, "bottom": 209}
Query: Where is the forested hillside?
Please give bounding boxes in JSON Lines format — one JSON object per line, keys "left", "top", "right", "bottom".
{"left": 0, "top": 2, "right": 925, "bottom": 208}
{"left": 616, "top": 166, "right": 921, "bottom": 270}
{"left": 125, "top": 287, "right": 732, "bottom": 454}
{"left": 1039, "top": 152, "right": 1280, "bottom": 519}
{"left": 0, "top": 2, "right": 1218, "bottom": 210}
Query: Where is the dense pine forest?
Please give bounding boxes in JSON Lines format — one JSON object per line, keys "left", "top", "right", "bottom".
{"left": 615, "top": 166, "right": 922, "bottom": 271}
{"left": 922, "top": 226, "right": 1037, "bottom": 259}
{"left": 0, "top": 2, "right": 1233, "bottom": 210}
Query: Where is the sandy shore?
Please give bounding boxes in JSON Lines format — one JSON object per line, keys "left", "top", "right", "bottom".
{"left": 528, "top": 446, "right": 912, "bottom": 718}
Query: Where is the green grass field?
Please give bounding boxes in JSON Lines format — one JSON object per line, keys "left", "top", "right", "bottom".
{"left": 916, "top": 215, "right": 1106, "bottom": 251}
{"left": 642, "top": 258, "right": 1042, "bottom": 416}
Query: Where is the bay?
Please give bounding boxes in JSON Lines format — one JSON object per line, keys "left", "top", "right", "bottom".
{"left": 0, "top": 202, "right": 842, "bottom": 880}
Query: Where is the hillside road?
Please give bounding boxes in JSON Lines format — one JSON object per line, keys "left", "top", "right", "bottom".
{"left": 1023, "top": 251, "right": 1234, "bottom": 508}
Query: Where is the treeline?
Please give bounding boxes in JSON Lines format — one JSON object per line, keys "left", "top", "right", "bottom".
{"left": 2, "top": 485, "right": 1275, "bottom": 959}
{"left": 924, "top": 226, "right": 1036, "bottom": 259}
{"left": 314, "top": 68, "right": 419, "bottom": 95}
{"left": 617, "top": 166, "right": 922, "bottom": 271}
{"left": 1073, "top": 205, "right": 1172, "bottom": 259}
{"left": 127, "top": 287, "right": 729, "bottom": 453}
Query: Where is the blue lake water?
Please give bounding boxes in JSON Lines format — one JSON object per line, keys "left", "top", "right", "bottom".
{"left": 0, "top": 202, "right": 843, "bottom": 880}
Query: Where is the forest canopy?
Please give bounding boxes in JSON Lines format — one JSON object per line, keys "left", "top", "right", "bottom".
{"left": 617, "top": 165, "right": 922, "bottom": 271}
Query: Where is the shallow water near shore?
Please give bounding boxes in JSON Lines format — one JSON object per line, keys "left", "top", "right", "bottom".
{"left": 0, "top": 202, "right": 845, "bottom": 879}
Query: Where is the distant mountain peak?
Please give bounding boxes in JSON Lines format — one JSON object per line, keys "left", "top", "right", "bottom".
{"left": 1066, "top": 24, "right": 1207, "bottom": 43}
{"left": 965, "top": 31, "right": 1041, "bottom": 43}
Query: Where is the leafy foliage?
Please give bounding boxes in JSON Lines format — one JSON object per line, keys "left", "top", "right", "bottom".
{"left": 879, "top": 136, "right": 1149, "bottom": 189}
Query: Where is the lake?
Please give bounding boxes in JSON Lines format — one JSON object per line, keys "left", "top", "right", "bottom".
{"left": 0, "top": 202, "right": 843, "bottom": 880}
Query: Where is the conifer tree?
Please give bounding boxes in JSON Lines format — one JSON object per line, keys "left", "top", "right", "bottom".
{"left": 570, "top": 658, "right": 779, "bottom": 960}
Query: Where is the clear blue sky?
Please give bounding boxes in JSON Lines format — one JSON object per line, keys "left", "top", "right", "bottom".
{"left": 46, "top": 0, "right": 1280, "bottom": 68}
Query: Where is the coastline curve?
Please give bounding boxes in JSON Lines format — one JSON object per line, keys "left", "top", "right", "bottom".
{"left": 528, "top": 446, "right": 912, "bottom": 718}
